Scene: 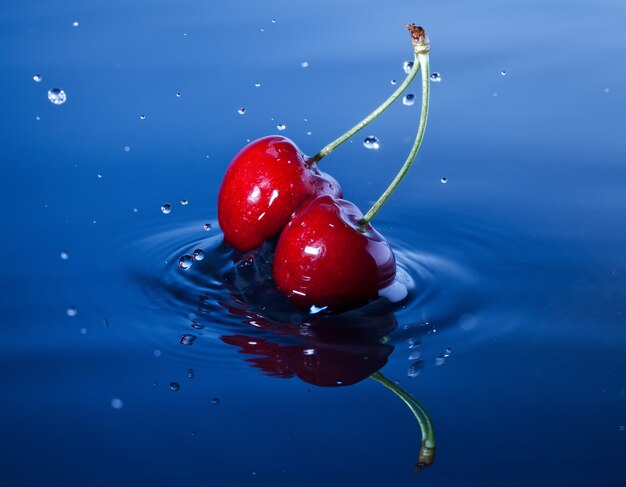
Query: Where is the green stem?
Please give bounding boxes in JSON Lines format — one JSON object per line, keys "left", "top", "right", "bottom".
{"left": 361, "top": 27, "right": 430, "bottom": 225}
{"left": 311, "top": 39, "right": 421, "bottom": 163}
{"left": 370, "top": 371, "right": 436, "bottom": 471}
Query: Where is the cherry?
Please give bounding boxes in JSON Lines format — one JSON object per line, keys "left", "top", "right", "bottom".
{"left": 217, "top": 136, "right": 341, "bottom": 252}
{"left": 217, "top": 25, "right": 429, "bottom": 253}
{"left": 272, "top": 194, "right": 396, "bottom": 312}
{"left": 272, "top": 24, "right": 431, "bottom": 312}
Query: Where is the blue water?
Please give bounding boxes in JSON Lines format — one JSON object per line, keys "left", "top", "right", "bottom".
{"left": 2, "top": 1, "right": 626, "bottom": 485}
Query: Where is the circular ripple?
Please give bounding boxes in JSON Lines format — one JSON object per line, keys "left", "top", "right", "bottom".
{"left": 121, "top": 217, "right": 489, "bottom": 368}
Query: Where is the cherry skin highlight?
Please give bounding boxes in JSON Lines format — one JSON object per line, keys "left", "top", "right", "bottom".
{"left": 272, "top": 194, "right": 396, "bottom": 312}
{"left": 217, "top": 136, "right": 341, "bottom": 253}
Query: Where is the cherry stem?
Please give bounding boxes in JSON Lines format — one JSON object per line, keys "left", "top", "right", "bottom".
{"left": 310, "top": 33, "right": 422, "bottom": 164}
{"left": 361, "top": 25, "right": 430, "bottom": 225}
{"left": 370, "top": 371, "right": 436, "bottom": 471}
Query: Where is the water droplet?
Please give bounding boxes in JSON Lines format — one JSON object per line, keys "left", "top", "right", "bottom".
{"left": 430, "top": 72, "right": 442, "bottom": 83}
{"left": 178, "top": 255, "right": 193, "bottom": 270}
{"left": 402, "top": 94, "right": 416, "bottom": 106}
{"left": 408, "top": 360, "right": 424, "bottom": 378}
{"left": 254, "top": 83, "right": 261, "bottom": 88}
{"left": 440, "top": 177, "right": 447, "bottom": 184}
{"left": 187, "top": 368, "right": 194, "bottom": 379}
{"left": 33, "top": 74, "right": 42, "bottom": 82}
{"left": 169, "top": 382, "right": 180, "bottom": 391}
{"left": 211, "top": 397, "right": 220, "bottom": 404}
{"left": 493, "top": 92, "right": 499, "bottom": 97}
{"left": 48, "top": 88, "right": 67, "bottom": 105}
{"left": 72, "top": 21, "right": 79, "bottom": 27}
{"left": 203, "top": 223, "right": 212, "bottom": 231}
{"left": 123, "top": 145, "right": 130, "bottom": 152}
{"left": 403, "top": 61, "right": 414, "bottom": 74}
{"left": 252, "top": 471, "right": 258, "bottom": 476}
{"left": 300, "top": 61, "right": 309, "bottom": 68}
{"left": 139, "top": 114, "right": 146, "bottom": 120}
{"left": 238, "top": 107, "right": 246, "bottom": 115}
{"left": 176, "top": 92, "right": 182, "bottom": 98}
{"left": 390, "top": 79, "right": 397, "bottom": 85}
{"left": 180, "top": 334, "right": 197, "bottom": 346}
{"left": 153, "top": 349, "right": 162, "bottom": 358}
{"left": 35, "top": 116, "right": 41, "bottom": 121}
{"left": 66, "top": 306, "right": 77, "bottom": 317}
{"left": 435, "top": 356, "right": 446, "bottom": 366}
{"left": 60, "top": 251, "right": 69, "bottom": 260}
{"left": 132, "top": 208, "right": 138, "bottom": 213}
{"left": 192, "top": 249, "right": 205, "bottom": 261}
{"left": 80, "top": 327, "right": 87, "bottom": 335}
{"left": 191, "top": 321, "right": 205, "bottom": 330}
{"left": 271, "top": 19, "right": 277, "bottom": 23}
{"left": 161, "top": 203, "right": 172, "bottom": 214}
{"left": 604, "top": 87, "right": 610, "bottom": 93}
{"left": 306, "top": 131, "right": 312, "bottom": 136}
{"left": 111, "top": 398, "right": 124, "bottom": 409}
{"left": 500, "top": 70, "right": 507, "bottom": 76}
{"left": 180, "top": 199, "right": 188, "bottom": 205}
{"left": 363, "top": 136, "right": 380, "bottom": 150}
{"left": 276, "top": 123, "right": 286, "bottom": 131}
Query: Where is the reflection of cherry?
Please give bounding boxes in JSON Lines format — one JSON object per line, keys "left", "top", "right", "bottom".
{"left": 217, "top": 136, "right": 341, "bottom": 253}
{"left": 220, "top": 306, "right": 396, "bottom": 386}
{"left": 222, "top": 334, "right": 393, "bottom": 387}
{"left": 272, "top": 195, "right": 396, "bottom": 312}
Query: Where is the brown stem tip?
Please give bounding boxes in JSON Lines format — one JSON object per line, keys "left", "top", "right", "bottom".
{"left": 407, "top": 23, "right": 430, "bottom": 54}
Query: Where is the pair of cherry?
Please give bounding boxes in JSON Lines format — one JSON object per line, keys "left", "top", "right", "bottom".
{"left": 218, "top": 25, "right": 431, "bottom": 313}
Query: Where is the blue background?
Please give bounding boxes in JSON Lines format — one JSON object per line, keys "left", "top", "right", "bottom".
{"left": 1, "top": 0, "right": 626, "bottom": 485}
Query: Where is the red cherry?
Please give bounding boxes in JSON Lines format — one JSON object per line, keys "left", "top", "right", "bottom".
{"left": 272, "top": 194, "right": 396, "bottom": 312}
{"left": 217, "top": 136, "right": 341, "bottom": 252}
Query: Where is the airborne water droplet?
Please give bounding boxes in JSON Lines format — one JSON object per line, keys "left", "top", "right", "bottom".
{"left": 161, "top": 203, "right": 172, "bottom": 214}
{"left": 238, "top": 107, "right": 246, "bottom": 115}
{"left": 111, "top": 398, "right": 124, "bottom": 409}
{"left": 33, "top": 74, "right": 42, "bottom": 82}
{"left": 203, "top": 223, "right": 212, "bottom": 231}
{"left": 300, "top": 61, "right": 309, "bottom": 68}
{"left": 363, "top": 136, "right": 380, "bottom": 150}
{"left": 211, "top": 397, "right": 220, "bottom": 404}
{"left": 501, "top": 70, "right": 507, "bottom": 76}
{"left": 60, "top": 251, "right": 69, "bottom": 260}
{"left": 72, "top": 21, "right": 79, "bottom": 27}
{"left": 403, "top": 61, "right": 414, "bottom": 74}
{"left": 276, "top": 123, "right": 286, "bottom": 131}
{"left": 178, "top": 255, "right": 193, "bottom": 270}
{"left": 180, "top": 334, "right": 197, "bottom": 346}
{"left": 440, "top": 177, "right": 447, "bottom": 184}
{"left": 390, "top": 79, "right": 397, "bottom": 85}
{"left": 254, "top": 83, "right": 261, "bottom": 88}
{"left": 430, "top": 72, "right": 442, "bottom": 83}
{"left": 176, "top": 92, "right": 182, "bottom": 98}
{"left": 180, "top": 199, "right": 188, "bottom": 205}
{"left": 66, "top": 306, "right": 77, "bottom": 317}
{"left": 402, "top": 94, "right": 416, "bottom": 106}
{"left": 192, "top": 249, "right": 205, "bottom": 261}
{"left": 169, "top": 382, "right": 180, "bottom": 391}
{"left": 48, "top": 88, "right": 67, "bottom": 105}
{"left": 139, "top": 114, "right": 146, "bottom": 120}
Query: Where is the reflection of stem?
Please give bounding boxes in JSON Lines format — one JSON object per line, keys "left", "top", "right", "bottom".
{"left": 370, "top": 371, "right": 435, "bottom": 471}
